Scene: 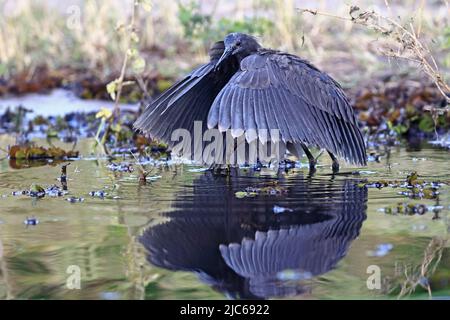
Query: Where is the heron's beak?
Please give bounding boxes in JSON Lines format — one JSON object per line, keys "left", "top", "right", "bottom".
{"left": 214, "top": 47, "right": 233, "bottom": 71}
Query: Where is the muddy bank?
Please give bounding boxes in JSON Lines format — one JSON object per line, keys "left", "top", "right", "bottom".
{"left": 0, "top": 66, "right": 175, "bottom": 104}
{"left": 0, "top": 67, "right": 449, "bottom": 162}
{"left": 350, "top": 74, "right": 449, "bottom": 135}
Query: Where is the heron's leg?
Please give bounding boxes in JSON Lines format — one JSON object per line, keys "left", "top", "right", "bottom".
{"left": 328, "top": 151, "right": 340, "bottom": 173}
{"left": 301, "top": 143, "right": 316, "bottom": 169}
{"left": 208, "top": 163, "right": 234, "bottom": 176}
{"left": 208, "top": 163, "right": 221, "bottom": 174}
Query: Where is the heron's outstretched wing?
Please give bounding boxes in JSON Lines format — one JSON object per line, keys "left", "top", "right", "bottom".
{"left": 207, "top": 51, "right": 366, "bottom": 165}
{"left": 133, "top": 41, "right": 237, "bottom": 146}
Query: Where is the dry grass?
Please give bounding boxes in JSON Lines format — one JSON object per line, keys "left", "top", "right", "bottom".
{"left": 0, "top": 1, "right": 183, "bottom": 78}
{"left": 299, "top": 2, "right": 450, "bottom": 105}
{"left": 0, "top": 0, "right": 448, "bottom": 91}
{"left": 384, "top": 237, "right": 448, "bottom": 299}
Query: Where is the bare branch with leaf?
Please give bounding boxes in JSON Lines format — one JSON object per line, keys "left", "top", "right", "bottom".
{"left": 299, "top": 4, "right": 450, "bottom": 108}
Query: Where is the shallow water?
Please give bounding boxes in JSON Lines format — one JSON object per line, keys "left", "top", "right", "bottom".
{"left": 0, "top": 139, "right": 449, "bottom": 299}
{"left": 0, "top": 89, "right": 138, "bottom": 117}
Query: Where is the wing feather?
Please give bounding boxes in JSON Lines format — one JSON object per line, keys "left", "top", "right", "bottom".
{"left": 229, "top": 88, "right": 242, "bottom": 138}
{"left": 134, "top": 41, "right": 237, "bottom": 145}
{"left": 208, "top": 51, "right": 366, "bottom": 165}
{"left": 253, "top": 89, "right": 270, "bottom": 142}
{"left": 219, "top": 86, "right": 235, "bottom": 131}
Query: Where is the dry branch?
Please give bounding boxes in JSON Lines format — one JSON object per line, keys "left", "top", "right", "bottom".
{"left": 298, "top": 5, "right": 450, "bottom": 108}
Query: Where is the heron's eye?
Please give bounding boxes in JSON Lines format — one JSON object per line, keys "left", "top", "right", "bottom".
{"left": 235, "top": 41, "right": 241, "bottom": 46}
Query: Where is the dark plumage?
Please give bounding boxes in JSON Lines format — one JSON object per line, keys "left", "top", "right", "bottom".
{"left": 140, "top": 173, "right": 368, "bottom": 299}
{"left": 134, "top": 33, "right": 367, "bottom": 170}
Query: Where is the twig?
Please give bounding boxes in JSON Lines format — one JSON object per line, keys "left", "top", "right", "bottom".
{"left": 298, "top": 5, "right": 450, "bottom": 106}
{"left": 298, "top": 8, "right": 351, "bottom": 21}
{"left": 396, "top": 237, "right": 447, "bottom": 299}
{"left": 130, "top": 150, "right": 151, "bottom": 183}
{"left": 417, "top": 0, "right": 425, "bottom": 38}
{"left": 113, "top": 1, "right": 139, "bottom": 120}
{"left": 384, "top": 0, "right": 393, "bottom": 18}
{"left": 135, "top": 74, "right": 150, "bottom": 99}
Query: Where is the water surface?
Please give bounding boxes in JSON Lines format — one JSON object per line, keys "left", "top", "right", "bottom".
{"left": 0, "top": 141, "right": 449, "bottom": 299}
{"left": 0, "top": 89, "right": 137, "bottom": 117}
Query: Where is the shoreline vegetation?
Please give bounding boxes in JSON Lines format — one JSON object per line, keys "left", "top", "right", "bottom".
{"left": 0, "top": 0, "right": 449, "bottom": 151}
{"left": 0, "top": 1, "right": 449, "bottom": 301}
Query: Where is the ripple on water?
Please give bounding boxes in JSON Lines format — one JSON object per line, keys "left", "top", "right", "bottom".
{"left": 0, "top": 144, "right": 448, "bottom": 299}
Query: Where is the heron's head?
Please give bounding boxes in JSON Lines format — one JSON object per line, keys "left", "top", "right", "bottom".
{"left": 215, "top": 33, "right": 261, "bottom": 69}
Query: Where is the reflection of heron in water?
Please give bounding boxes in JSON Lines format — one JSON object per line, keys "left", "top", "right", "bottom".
{"left": 140, "top": 172, "right": 367, "bottom": 299}
{"left": 134, "top": 33, "right": 367, "bottom": 172}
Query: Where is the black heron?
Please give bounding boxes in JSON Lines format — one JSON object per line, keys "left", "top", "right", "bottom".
{"left": 134, "top": 33, "right": 367, "bottom": 172}
{"left": 140, "top": 172, "right": 367, "bottom": 299}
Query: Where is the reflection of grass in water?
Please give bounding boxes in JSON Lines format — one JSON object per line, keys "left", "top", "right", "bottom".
{"left": 0, "top": 224, "right": 139, "bottom": 299}
{"left": 302, "top": 231, "right": 449, "bottom": 299}
{"left": 1, "top": 143, "right": 449, "bottom": 299}
{"left": 7, "top": 253, "right": 52, "bottom": 276}
{"left": 385, "top": 237, "right": 448, "bottom": 299}
{"left": 144, "top": 271, "right": 224, "bottom": 300}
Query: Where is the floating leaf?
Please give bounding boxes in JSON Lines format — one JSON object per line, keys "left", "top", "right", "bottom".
{"left": 8, "top": 145, "right": 79, "bottom": 160}
{"left": 9, "top": 145, "right": 22, "bottom": 159}
{"left": 30, "top": 183, "right": 45, "bottom": 193}
{"left": 407, "top": 171, "right": 418, "bottom": 186}
{"left": 380, "top": 202, "right": 442, "bottom": 216}
{"left": 66, "top": 150, "right": 79, "bottom": 158}
{"left": 235, "top": 191, "right": 247, "bottom": 198}
{"left": 29, "top": 183, "right": 45, "bottom": 198}
{"left": 27, "top": 147, "right": 47, "bottom": 159}
{"left": 418, "top": 114, "right": 435, "bottom": 133}
{"left": 235, "top": 182, "right": 287, "bottom": 198}
{"left": 47, "top": 147, "right": 66, "bottom": 158}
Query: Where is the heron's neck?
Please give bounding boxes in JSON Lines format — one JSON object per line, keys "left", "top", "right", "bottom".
{"left": 235, "top": 47, "right": 259, "bottom": 62}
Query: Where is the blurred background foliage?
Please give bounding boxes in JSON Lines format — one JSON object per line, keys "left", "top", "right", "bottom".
{"left": 0, "top": 0, "right": 448, "bottom": 84}
{"left": 0, "top": 0, "right": 448, "bottom": 137}
{"left": 0, "top": 0, "right": 449, "bottom": 300}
